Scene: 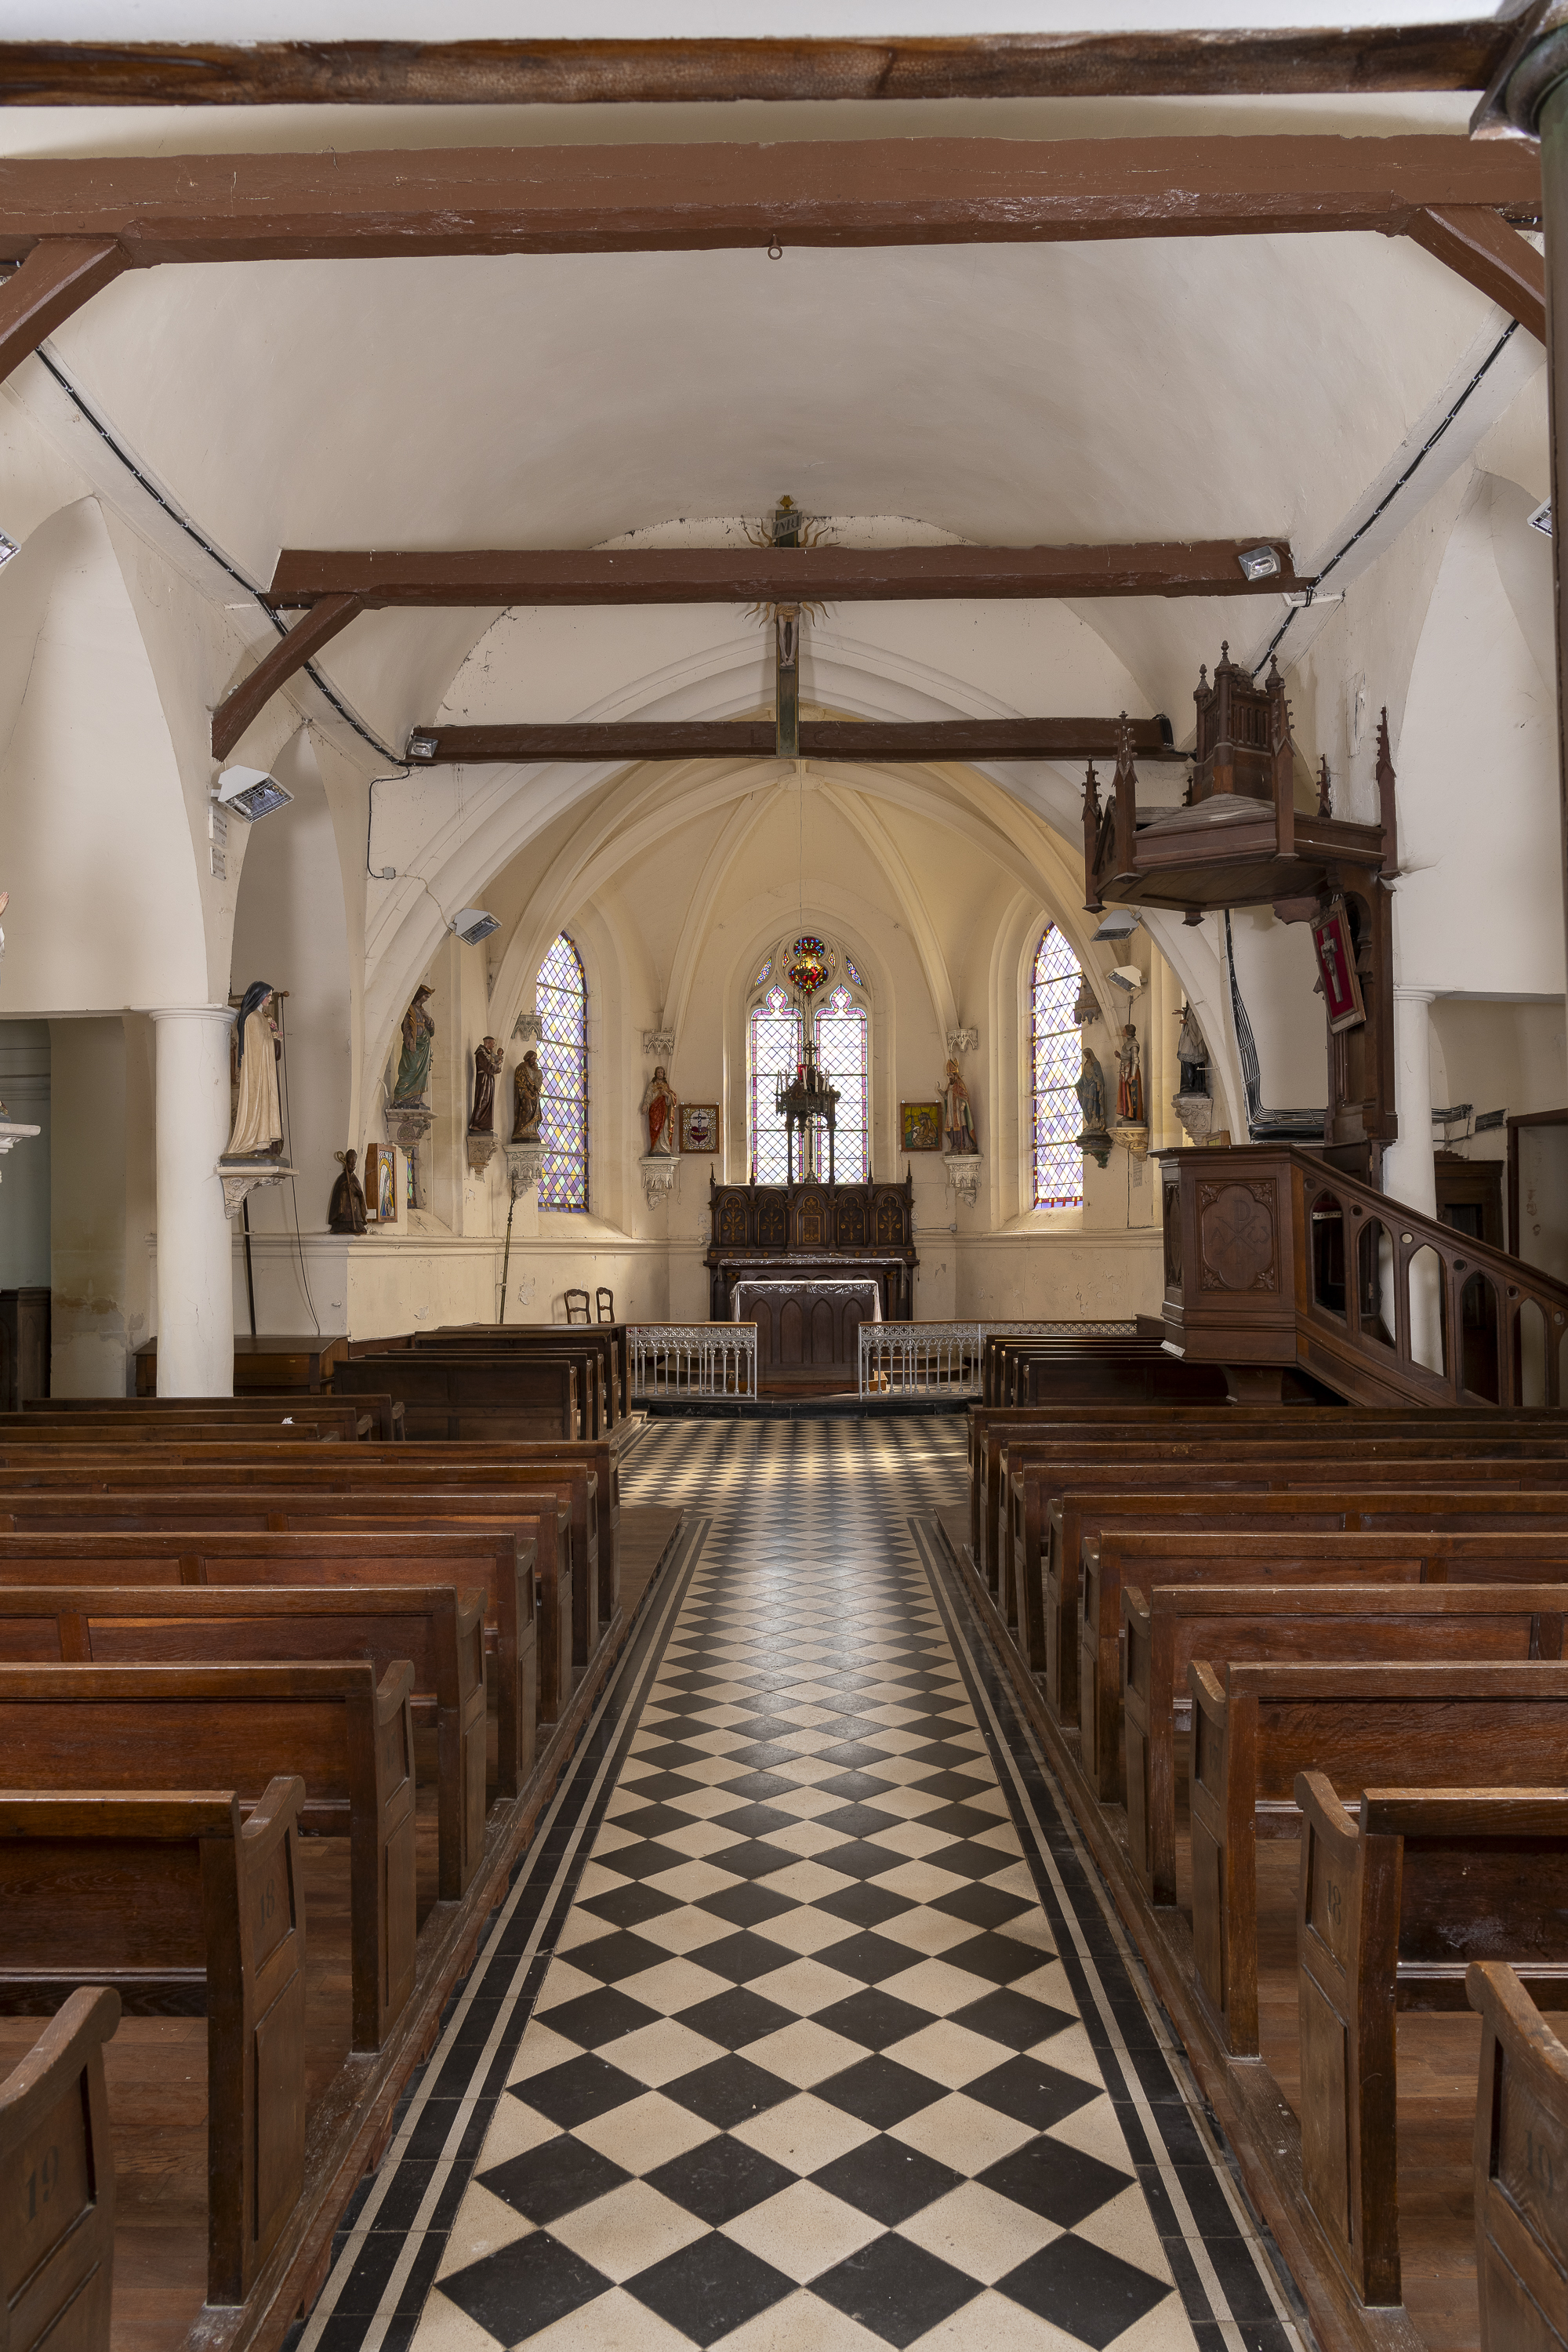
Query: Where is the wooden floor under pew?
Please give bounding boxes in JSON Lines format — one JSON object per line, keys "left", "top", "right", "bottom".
{"left": 934, "top": 1508, "right": 1494, "bottom": 2352}
{"left": 0, "top": 1500, "right": 684, "bottom": 2352}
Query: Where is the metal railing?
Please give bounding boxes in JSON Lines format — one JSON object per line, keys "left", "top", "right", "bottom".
{"left": 628, "top": 1322, "right": 758, "bottom": 1400}
{"left": 858, "top": 1319, "right": 1136, "bottom": 1399}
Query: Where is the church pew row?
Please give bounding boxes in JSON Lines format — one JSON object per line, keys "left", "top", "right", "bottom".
{"left": 336, "top": 1351, "right": 589, "bottom": 1442}
{"left": 22, "top": 1390, "right": 403, "bottom": 1439}
{"left": 1467, "top": 1959, "right": 1568, "bottom": 2350}
{"left": 1186, "top": 1658, "right": 1568, "bottom": 2056}
{"left": 1120, "top": 1573, "right": 1568, "bottom": 1904}
{"left": 0, "top": 1522, "right": 542, "bottom": 1798}
{"left": 420, "top": 1323, "right": 631, "bottom": 1425}
{"left": 0, "top": 1984, "right": 121, "bottom": 2352}
{"left": 0, "top": 1782, "right": 305, "bottom": 2308}
{"left": 1297, "top": 1780, "right": 1568, "bottom": 2310}
{"left": 346, "top": 1333, "right": 617, "bottom": 1437}
{"left": 0, "top": 1660, "right": 417, "bottom": 2055}
{"left": 0, "top": 1579, "right": 488, "bottom": 1900}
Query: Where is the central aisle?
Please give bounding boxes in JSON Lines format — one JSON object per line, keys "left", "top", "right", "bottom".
{"left": 299, "top": 1420, "right": 1301, "bottom": 2352}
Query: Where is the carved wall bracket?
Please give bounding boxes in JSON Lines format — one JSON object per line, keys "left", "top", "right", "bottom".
{"left": 466, "top": 1134, "right": 499, "bottom": 1177}
{"left": 642, "top": 1028, "right": 677, "bottom": 1058}
{"left": 504, "top": 1142, "right": 546, "bottom": 1197}
{"left": 640, "top": 1152, "right": 680, "bottom": 1210}
{"left": 1112, "top": 1122, "right": 1151, "bottom": 1161}
{"left": 946, "top": 1026, "right": 979, "bottom": 1057}
{"left": 513, "top": 1012, "right": 543, "bottom": 1047}
{"left": 216, "top": 1158, "right": 295, "bottom": 1218}
{"left": 387, "top": 1104, "right": 434, "bottom": 1153}
{"left": 945, "top": 1151, "right": 983, "bottom": 1206}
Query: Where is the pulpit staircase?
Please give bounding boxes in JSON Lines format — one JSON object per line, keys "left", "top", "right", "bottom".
{"left": 1160, "top": 1144, "right": 1568, "bottom": 1409}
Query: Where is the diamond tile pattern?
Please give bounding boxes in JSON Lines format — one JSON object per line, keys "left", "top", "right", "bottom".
{"left": 419, "top": 1421, "right": 1193, "bottom": 2349}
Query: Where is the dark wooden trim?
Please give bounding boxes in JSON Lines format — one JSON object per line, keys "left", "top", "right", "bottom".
{"left": 210, "top": 592, "right": 362, "bottom": 760}
{"left": 270, "top": 540, "right": 1306, "bottom": 609}
{"left": 0, "top": 25, "right": 1517, "bottom": 108}
{"left": 0, "top": 138, "right": 1541, "bottom": 270}
{"left": 412, "top": 717, "right": 1188, "bottom": 766}
{"left": 0, "top": 235, "right": 125, "bottom": 387}
{"left": 1403, "top": 202, "right": 1547, "bottom": 339}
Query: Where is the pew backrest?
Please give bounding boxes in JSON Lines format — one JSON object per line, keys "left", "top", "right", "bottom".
{"left": 1468, "top": 1958, "right": 1568, "bottom": 2351}
{"left": 0, "top": 1984, "right": 120, "bottom": 2352}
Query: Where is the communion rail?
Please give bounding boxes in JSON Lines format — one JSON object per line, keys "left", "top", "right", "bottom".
{"left": 627, "top": 1322, "right": 758, "bottom": 1400}
{"left": 858, "top": 1318, "right": 1138, "bottom": 1399}
{"left": 1160, "top": 1143, "right": 1568, "bottom": 1407}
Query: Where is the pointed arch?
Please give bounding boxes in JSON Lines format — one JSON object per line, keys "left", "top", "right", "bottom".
{"left": 1032, "top": 924, "right": 1084, "bottom": 1210}
{"left": 536, "top": 931, "right": 589, "bottom": 1211}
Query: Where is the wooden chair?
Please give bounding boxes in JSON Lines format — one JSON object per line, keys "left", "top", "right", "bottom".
{"left": 1, "top": 1985, "right": 120, "bottom": 2351}
{"left": 1469, "top": 1959, "right": 1568, "bottom": 2348}
{"left": 564, "top": 1288, "right": 590, "bottom": 1324}
{"left": 596, "top": 1287, "right": 615, "bottom": 1323}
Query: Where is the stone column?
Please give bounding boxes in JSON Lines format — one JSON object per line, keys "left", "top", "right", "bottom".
{"left": 1383, "top": 984, "right": 1436, "bottom": 1215}
{"left": 152, "top": 1007, "right": 236, "bottom": 1396}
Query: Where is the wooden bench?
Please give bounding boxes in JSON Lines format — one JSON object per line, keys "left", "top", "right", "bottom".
{"left": 1297, "top": 1777, "right": 1568, "bottom": 2305}
{"left": 0, "top": 1523, "right": 539, "bottom": 1801}
{"left": 423, "top": 1322, "right": 631, "bottom": 1425}
{"left": 335, "top": 1352, "right": 582, "bottom": 1441}
{"left": 0, "top": 1781, "right": 305, "bottom": 2306}
{"left": 0, "top": 1660, "right": 416, "bottom": 2053}
{"left": 1467, "top": 1958, "right": 1568, "bottom": 2350}
{"left": 0, "top": 1579, "right": 488, "bottom": 1901}
{"left": 1123, "top": 1576, "right": 1568, "bottom": 1901}
{"left": 24, "top": 1391, "right": 401, "bottom": 1439}
{"left": 0, "top": 1984, "right": 120, "bottom": 2352}
{"left": 1188, "top": 1659, "right": 1568, "bottom": 2055}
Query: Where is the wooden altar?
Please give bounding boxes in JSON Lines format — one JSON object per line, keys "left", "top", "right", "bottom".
{"left": 706, "top": 1175, "right": 917, "bottom": 1386}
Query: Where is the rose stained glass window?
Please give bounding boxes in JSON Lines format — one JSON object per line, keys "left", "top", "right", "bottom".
{"left": 749, "top": 983, "right": 801, "bottom": 1183}
{"left": 536, "top": 931, "right": 589, "bottom": 1210}
{"left": 815, "top": 984, "right": 869, "bottom": 1181}
{"left": 1033, "top": 924, "right": 1083, "bottom": 1210}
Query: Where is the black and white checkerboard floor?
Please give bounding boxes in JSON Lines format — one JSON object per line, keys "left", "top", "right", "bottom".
{"left": 296, "top": 1419, "right": 1304, "bottom": 2352}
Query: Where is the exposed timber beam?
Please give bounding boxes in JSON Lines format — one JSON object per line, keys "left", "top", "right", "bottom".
{"left": 0, "top": 139, "right": 1541, "bottom": 274}
{"left": 405, "top": 717, "right": 1187, "bottom": 765}
{"left": 0, "top": 237, "right": 125, "bottom": 383}
{"left": 0, "top": 24, "right": 1518, "bottom": 108}
{"left": 1402, "top": 203, "right": 1547, "bottom": 339}
{"left": 210, "top": 592, "right": 362, "bottom": 760}
{"left": 268, "top": 541, "right": 1308, "bottom": 610}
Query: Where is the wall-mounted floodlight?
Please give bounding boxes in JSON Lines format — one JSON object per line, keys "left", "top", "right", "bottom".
{"left": 406, "top": 733, "right": 438, "bottom": 761}
{"left": 1107, "top": 964, "right": 1145, "bottom": 996}
{"left": 452, "top": 908, "right": 501, "bottom": 946}
{"left": 215, "top": 764, "right": 293, "bottom": 822}
{"left": 1529, "top": 500, "right": 1552, "bottom": 537}
{"left": 1092, "top": 908, "right": 1142, "bottom": 943}
{"left": 0, "top": 530, "right": 16, "bottom": 571}
{"left": 1236, "top": 544, "right": 1282, "bottom": 582}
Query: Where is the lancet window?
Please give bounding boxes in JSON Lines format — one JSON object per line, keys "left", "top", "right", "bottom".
{"left": 1032, "top": 924, "right": 1084, "bottom": 1210}
{"left": 746, "top": 936, "right": 870, "bottom": 1183}
{"left": 536, "top": 931, "right": 589, "bottom": 1210}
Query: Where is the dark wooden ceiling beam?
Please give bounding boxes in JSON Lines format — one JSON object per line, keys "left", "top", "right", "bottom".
{"left": 0, "top": 237, "right": 126, "bottom": 383}
{"left": 0, "top": 136, "right": 1541, "bottom": 271}
{"left": 210, "top": 591, "right": 362, "bottom": 760}
{"left": 267, "top": 540, "right": 1307, "bottom": 609}
{"left": 408, "top": 717, "right": 1185, "bottom": 765}
{"left": 1403, "top": 202, "right": 1546, "bottom": 340}
{"left": 0, "top": 25, "right": 1518, "bottom": 108}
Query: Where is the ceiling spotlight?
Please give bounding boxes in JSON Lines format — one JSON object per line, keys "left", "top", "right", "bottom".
{"left": 1092, "top": 908, "right": 1142, "bottom": 942}
{"left": 1529, "top": 499, "right": 1552, "bottom": 537}
{"left": 406, "top": 733, "right": 438, "bottom": 761}
{"left": 1236, "top": 545, "right": 1282, "bottom": 582}
{"left": 452, "top": 907, "right": 501, "bottom": 946}
{"left": 0, "top": 530, "right": 16, "bottom": 570}
{"left": 1107, "top": 964, "right": 1145, "bottom": 996}
{"left": 215, "top": 764, "right": 293, "bottom": 822}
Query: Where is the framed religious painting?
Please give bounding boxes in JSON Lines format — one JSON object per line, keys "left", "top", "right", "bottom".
{"left": 901, "top": 1101, "right": 943, "bottom": 1152}
{"left": 679, "top": 1103, "right": 720, "bottom": 1154}
{"left": 1310, "top": 895, "right": 1366, "bottom": 1034}
{"left": 364, "top": 1142, "right": 397, "bottom": 1225}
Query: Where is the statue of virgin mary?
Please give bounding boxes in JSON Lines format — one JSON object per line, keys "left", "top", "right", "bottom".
{"left": 224, "top": 981, "right": 284, "bottom": 1160}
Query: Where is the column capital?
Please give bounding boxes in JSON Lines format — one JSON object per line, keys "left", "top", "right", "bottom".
{"left": 1392, "top": 984, "right": 1437, "bottom": 1005}
{"left": 146, "top": 1003, "right": 238, "bottom": 1025}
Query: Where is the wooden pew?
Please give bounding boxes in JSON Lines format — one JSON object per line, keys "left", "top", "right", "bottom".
{"left": 1187, "top": 1659, "right": 1568, "bottom": 2055}
{"left": 0, "top": 1782, "right": 305, "bottom": 2306}
{"left": 1123, "top": 1576, "right": 1568, "bottom": 1902}
{"left": 0, "top": 1525, "right": 539, "bottom": 1801}
{"left": 27, "top": 1392, "right": 405, "bottom": 1440}
{"left": 1467, "top": 1958, "right": 1568, "bottom": 2350}
{"left": 0, "top": 1581, "right": 488, "bottom": 1900}
{"left": 0, "top": 1661, "right": 416, "bottom": 2053}
{"left": 0, "top": 1411, "right": 356, "bottom": 1445}
{"left": 426, "top": 1321, "right": 631, "bottom": 1425}
{"left": 1296, "top": 1778, "right": 1568, "bottom": 2306}
{"left": 334, "top": 1352, "right": 581, "bottom": 1441}
{"left": 0, "top": 1984, "right": 120, "bottom": 2352}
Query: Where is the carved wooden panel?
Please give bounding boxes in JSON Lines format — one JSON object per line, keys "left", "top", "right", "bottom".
{"left": 873, "top": 1190, "right": 909, "bottom": 1246}
{"left": 717, "top": 1192, "right": 749, "bottom": 1247}
{"left": 756, "top": 1193, "right": 788, "bottom": 1249}
{"left": 834, "top": 1188, "right": 869, "bottom": 1247}
{"left": 1198, "top": 1179, "right": 1279, "bottom": 1291}
{"left": 793, "top": 1185, "right": 829, "bottom": 1250}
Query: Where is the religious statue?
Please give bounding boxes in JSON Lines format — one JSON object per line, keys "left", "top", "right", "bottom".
{"left": 641, "top": 1065, "right": 678, "bottom": 1156}
{"left": 224, "top": 980, "right": 284, "bottom": 1160}
{"left": 1116, "top": 1022, "right": 1146, "bottom": 1125}
{"left": 328, "top": 1148, "right": 368, "bottom": 1235}
{"left": 940, "top": 1058, "right": 978, "bottom": 1155}
{"left": 512, "top": 1048, "right": 543, "bottom": 1142}
{"left": 1076, "top": 1047, "right": 1108, "bottom": 1136}
{"left": 470, "top": 1036, "right": 503, "bottom": 1134}
{"left": 392, "top": 985, "right": 435, "bottom": 1105}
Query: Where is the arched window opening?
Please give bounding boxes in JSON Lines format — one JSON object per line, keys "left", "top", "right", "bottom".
{"left": 748, "top": 983, "right": 801, "bottom": 1184}
{"left": 1032, "top": 925, "right": 1084, "bottom": 1210}
{"left": 536, "top": 931, "right": 589, "bottom": 1210}
{"left": 815, "top": 982, "right": 869, "bottom": 1182}
{"left": 746, "top": 935, "right": 872, "bottom": 1183}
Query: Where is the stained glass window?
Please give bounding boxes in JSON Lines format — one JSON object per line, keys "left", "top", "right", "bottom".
{"left": 536, "top": 931, "right": 589, "bottom": 1210}
{"left": 1032, "top": 925, "right": 1084, "bottom": 1210}
{"left": 844, "top": 956, "right": 863, "bottom": 987}
{"left": 815, "top": 984, "right": 869, "bottom": 1181}
{"left": 749, "top": 983, "right": 801, "bottom": 1183}
{"left": 753, "top": 956, "right": 772, "bottom": 986}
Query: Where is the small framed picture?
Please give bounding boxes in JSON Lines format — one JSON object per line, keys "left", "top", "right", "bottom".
{"left": 901, "top": 1101, "right": 944, "bottom": 1152}
{"left": 680, "top": 1103, "right": 720, "bottom": 1154}
{"left": 365, "top": 1142, "right": 397, "bottom": 1225}
{"left": 1310, "top": 895, "right": 1366, "bottom": 1034}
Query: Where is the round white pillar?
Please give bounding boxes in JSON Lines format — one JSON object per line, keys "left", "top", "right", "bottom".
{"left": 1382, "top": 985, "right": 1436, "bottom": 1216}
{"left": 153, "top": 1006, "right": 237, "bottom": 1396}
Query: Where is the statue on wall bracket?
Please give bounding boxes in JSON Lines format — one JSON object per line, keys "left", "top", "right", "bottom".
{"left": 470, "top": 1036, "right": 503, "bottom": 1134}
{"left": 393, "top": 985, "right": 435, "bottom": 1106}
{"left": 1076, "top": 1047, "right": 1112, "bottom": 1170}
{"left": 940, "top": 1058, "right": 978, "bottom": 1155}
{"left": 641, "top": 1065, "right": 679, "bottom": 1156}
{"left": 223, "top": 981, "right": 285, "bottom": 1163}
{"left": 512, "top": 1049, "right": 543, "bottom": 1142}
